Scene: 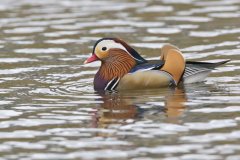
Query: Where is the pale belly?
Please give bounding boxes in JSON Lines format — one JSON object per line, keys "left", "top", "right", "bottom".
{"left": 117, "top": 70, "right": 175, "bottom": 90}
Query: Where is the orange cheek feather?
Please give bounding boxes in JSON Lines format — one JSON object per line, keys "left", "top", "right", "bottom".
{"left": 95, "top": 48, "right": 108, "bottom": 59}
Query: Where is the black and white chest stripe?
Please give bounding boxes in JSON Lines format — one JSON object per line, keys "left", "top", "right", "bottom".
{"left": 104, "top": 77, "right": 121, "bottom": 91}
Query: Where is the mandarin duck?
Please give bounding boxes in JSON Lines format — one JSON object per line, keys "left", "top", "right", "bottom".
{"left": 84, "top": 38, "right": 229, "bottom": 91}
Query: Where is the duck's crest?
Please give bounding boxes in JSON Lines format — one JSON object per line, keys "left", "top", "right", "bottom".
{"left": 113, "top": 38, "right": 147, "bottom": 64}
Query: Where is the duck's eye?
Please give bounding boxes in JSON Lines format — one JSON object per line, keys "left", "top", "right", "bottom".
{"left": 102, "top": 47, "right": 107, "bottom": 51}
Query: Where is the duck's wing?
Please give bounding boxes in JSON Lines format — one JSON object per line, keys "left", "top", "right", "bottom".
{"left": 183, "top": 60, "right": 230, "bottom": 84}
{"left": 160, "top": 49, "right": 185, "bottom": 85}
{"left": 161, "top": 44, "right": 180, "bottom": 61}
{"left": 129, "top": 60, "right": 165, "bottom": 73}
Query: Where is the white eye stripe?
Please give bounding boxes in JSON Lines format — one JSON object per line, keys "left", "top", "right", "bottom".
{"left": 96, "top": 40, "right": 143, "bottom": 62}
{"left": 98, "top": 40, "right": 127, "bottom": 52}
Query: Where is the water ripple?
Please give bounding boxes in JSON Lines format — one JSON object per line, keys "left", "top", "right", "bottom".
{"left": 0, "top": 110, "right": 22, "bottom": 119}
{"left": 14, "top": 48, "right": 67, "bottom": 54}
{"left": 189, "top": 28, "right": 240, "bottom": 38}
{"left": 181, "top": 130, "right": 240, "bottom": 143}
{"left": 147, "top": 28, "right": 181, "bottom": 34}
{"left": 138, "top": 5, "right": 173, "bottom": 13}
{"left": 0, "top": 58, "right": 38, "bottom": 63}
{"left": 4, "top": 27, "right": 45, "bottom": 34}
{"left": 0, "top": 0, "right": 239, "bottom": 159}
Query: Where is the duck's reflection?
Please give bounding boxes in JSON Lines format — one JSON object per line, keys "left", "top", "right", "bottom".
{"left": 94, "top": 87, "right": 187, "bottom": 128}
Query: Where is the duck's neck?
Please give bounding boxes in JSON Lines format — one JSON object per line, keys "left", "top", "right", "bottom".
{"left": 98, "top": 55, "right": 136, "bottom": 80}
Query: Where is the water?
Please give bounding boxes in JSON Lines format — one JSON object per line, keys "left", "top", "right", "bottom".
{"left": 0, "top": 0, "right": 240, "bottom": 159}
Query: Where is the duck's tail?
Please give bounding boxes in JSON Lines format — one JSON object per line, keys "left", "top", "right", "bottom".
{"left": 183, "top": 59, "right": 230, "bottom": 84}
{"left": 186, "top": 59, "right": 230, "bottom": 69}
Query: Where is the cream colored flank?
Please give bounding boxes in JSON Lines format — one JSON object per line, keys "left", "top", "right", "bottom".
{"left": 117, "top": 70, "right": 173, "bottom": 90}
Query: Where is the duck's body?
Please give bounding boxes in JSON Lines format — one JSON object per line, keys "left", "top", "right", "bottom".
{"left": 84, "top": 38, "right": 229, "bottom": 91}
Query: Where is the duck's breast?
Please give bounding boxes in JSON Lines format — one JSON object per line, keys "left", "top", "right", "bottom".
{"left": 117, "top": 70, "right": 175, "bottom": 90}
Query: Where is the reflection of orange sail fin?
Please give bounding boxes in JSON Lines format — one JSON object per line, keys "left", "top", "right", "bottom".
{"left": 165, "top": 88, "right": 187, "bottom": 119}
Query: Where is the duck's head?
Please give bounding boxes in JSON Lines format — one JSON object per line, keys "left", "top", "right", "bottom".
{"left": 84, "top": 38, "right": 146, "bottom": 64}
